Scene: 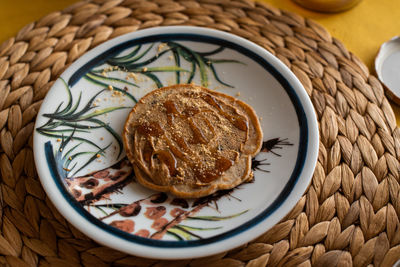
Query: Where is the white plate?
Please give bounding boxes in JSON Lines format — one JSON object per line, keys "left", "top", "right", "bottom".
{"left": 375, "top": 36, "right": 400, "bottom": 104}
{"left": 33, "top": 26, "right": 318, "bottom": 259}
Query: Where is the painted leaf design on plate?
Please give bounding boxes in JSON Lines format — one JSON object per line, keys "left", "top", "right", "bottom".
{"left": 86, "top": 41, "right": 244, "bottom": 89}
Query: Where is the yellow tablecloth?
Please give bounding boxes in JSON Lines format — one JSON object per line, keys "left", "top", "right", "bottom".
{"left": 1, "top": 0, "right": 399, "bottom": 125}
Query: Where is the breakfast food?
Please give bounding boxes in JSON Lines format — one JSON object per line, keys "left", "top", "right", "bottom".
{"left": 123, "top": 84, "right": 263, "bottom": 198}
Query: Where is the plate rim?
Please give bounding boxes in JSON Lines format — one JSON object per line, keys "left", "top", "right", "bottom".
{"left": 33, "top": 25, "right": 319, "bottom": 259}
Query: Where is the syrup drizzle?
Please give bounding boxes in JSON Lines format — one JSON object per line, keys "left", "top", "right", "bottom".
{"left": 135, "top": 92, "right": 248, "bottom": 183}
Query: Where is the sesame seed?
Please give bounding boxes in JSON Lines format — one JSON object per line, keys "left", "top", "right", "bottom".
{"left": 96, "top": 154, "right": 101, "bottom": 158}
{"left": 108, "top": 85, "right": 113, "bottom": 90}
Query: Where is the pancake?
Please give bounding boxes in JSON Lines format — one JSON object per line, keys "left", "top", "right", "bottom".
{"left": 123, "top": 84, "right": 263, "bottom": 198}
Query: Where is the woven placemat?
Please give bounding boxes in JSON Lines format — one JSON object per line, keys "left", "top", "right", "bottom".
{"left": 0, "top": 0, "right": 399, "bottom": 266}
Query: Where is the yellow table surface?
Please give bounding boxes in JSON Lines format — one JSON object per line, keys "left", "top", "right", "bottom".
{"left": 1, "top": 0, "right": 399, "bottom": 125}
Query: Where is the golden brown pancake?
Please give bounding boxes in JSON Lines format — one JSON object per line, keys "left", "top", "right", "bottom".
{"left": 123, "top": 84, "right": 263, "bottom": 198}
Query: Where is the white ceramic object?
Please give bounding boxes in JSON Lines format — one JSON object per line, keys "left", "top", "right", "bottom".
{"left": 375, "top": 36, "right": 400, "bottom": 105}
{"left": 33, "top": 26, "right": 318, "bottom": 259}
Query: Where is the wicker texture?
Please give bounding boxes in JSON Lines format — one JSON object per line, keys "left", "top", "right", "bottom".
{"left": 0, "top": 0, "right": 399, "bottom": 266}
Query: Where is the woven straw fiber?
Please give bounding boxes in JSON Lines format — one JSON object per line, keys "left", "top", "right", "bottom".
{"left": 0, "top": 0, "right": 399, "bottom": 266}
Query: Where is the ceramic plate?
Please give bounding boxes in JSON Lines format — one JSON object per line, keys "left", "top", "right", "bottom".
{"left": 33, "top": 26, "right": 318, "bottom": 259}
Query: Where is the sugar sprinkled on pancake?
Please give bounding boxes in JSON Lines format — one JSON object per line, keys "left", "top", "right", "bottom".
{"left": 123, "top": 84, "right": 263, "bottom": 198}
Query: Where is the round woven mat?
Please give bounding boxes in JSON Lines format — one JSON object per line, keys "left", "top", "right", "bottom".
{"left": 0, "top": 0, "right": 399, "bottom": 266}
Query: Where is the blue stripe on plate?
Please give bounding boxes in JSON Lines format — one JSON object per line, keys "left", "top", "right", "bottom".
{"left": 46, "top": 33, "right": 308, "bottom": 248}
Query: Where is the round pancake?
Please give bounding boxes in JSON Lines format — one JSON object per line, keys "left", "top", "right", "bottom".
{"left": 123, "top": 84, "right": 263, "bottom": 198}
